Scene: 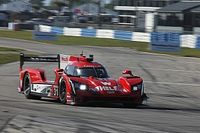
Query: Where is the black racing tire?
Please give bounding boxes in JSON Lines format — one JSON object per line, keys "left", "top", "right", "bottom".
{"left": 59, "top": 79, "right": 67, "bottom": 104}
{"left": 23, "top": 73, "right": 41, "bottom": 100}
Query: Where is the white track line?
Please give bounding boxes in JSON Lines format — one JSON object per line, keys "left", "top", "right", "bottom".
{"left": 107, "top": 66, "right": 200, "bottom": 74}
{"left": 145, "top": 81, "right": 200, "bottom": 87}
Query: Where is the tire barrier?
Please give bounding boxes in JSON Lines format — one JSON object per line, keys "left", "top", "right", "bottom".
{"left": 114, "top": 30, "right": 133, "bottom": 41}
{"left": 151, "top": 32, "right": 180, "bottom": 52}
{"left": 39, "top": 25, "right": 200, "bottom": 49}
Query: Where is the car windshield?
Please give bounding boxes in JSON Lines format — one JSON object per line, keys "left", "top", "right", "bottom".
{"left": 76, "top": 67, "right": 109, "bottom": 78}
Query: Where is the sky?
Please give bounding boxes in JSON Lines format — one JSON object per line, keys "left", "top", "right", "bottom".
{"left": 43, "top": 0, "right": 112, "bottom": 6}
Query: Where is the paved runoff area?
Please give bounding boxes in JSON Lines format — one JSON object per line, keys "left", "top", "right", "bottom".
{"left": 0, "top": 38, "right": 200, "bottom": 133}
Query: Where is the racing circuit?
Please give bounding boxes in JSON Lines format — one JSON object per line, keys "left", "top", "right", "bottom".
{"left": 0, "top": 38, "right": 200, "bottom": 132}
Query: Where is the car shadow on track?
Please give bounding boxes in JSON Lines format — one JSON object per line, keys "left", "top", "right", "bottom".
{"left": 31, "top": 98, "right": 200, "bottom": 112}
{"left": 136, "top": 105, "right": 200, "bottom": 112}
{"left": 79, "top": 103, "right": 200, "bottom": 113}
{"left": 30, "top": 98, "right": 60, "bottom": 105}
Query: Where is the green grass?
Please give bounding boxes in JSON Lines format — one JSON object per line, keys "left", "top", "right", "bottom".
{"left": 0, "top": 54, "right": 19, "bottom": 64}
{"left": 0, "top": 46, "right": 24, "bottom": 64}
{"left": 179, "top": 48, "right": 200, "bottom": 57}
{"left": 0, "top": 47, "right": 24, "bottom": 52}
{"left": 44, "top": 36, "right": 148, "bottom": 51}
{"left": 0, "top": 30, "right": 32, "bottom": 40}
{"left": 0, "top": 30, "right": 200, "bottom": 58}
{"left": 0, "top": 30, "right": 148, "bottom": 50}
{"left": 140, "top": 47, "right": 200, "bottom": 58}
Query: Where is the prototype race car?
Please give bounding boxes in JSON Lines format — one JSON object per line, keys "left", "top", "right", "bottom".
{"left": 18, "top": 53, "right": 147, "bottom": 106}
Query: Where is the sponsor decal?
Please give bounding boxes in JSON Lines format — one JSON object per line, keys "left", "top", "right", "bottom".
{"left": 32, "top": 84, "right": 52, "bottom": 95}
{"left": 60, "top": 54, "right": 69, "bottom": 69}
{"left": 54, "top": 86, "right": 58, "bottom": 96}
{"left": 95, "top": 86, "right": 118, "bottom": 92}
{"left": 61, "top": 57, "right": 68, "bottom": 61}
{"left": 101, "top": 82, "right": 111, "bottom": 86}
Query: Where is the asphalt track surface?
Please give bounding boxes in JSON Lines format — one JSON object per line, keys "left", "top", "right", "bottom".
{"left": 0, "top": 38, "right": 200, "bottom": 133}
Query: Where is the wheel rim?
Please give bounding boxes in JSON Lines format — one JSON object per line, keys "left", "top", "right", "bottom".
{"left": 24, "top": 76, "right": 31, "bottom": 95}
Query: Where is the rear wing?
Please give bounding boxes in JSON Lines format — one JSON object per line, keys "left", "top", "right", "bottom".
{"left": 20, "top": 53, "right": 69, "bottom": 71}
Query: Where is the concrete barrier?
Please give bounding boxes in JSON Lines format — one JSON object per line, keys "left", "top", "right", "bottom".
{"left": 81, "top": 29, "right": 96, "bottom": 37}
{"left": 133, "top": 32, "right": 150, "bottom": 42}
{"left": 181, "top": 35, "right": 197, "bottom": 48}
{"left": 32, "top": 31, "right": 57, "bottom": 41}
{"left": 64, "top": 27, "right": 81, "bottom": 37}
{"left": 114, "top": 30, "right": 132, "bottom": 41}
{"left": 151, "top": 32, "right": 180, "bottom": 52}
{"left": 195, "top": 36, "right": 200, "bottom": 49}
{"left": 39, "top": 25, "right": 51, "bottom": 32}
{"left": 51, "top": 26, "right": 64, "bottom": 35}
{"left": 39, "top": 25, "right": 200, "bottom": 49}
{"left": 96, "top": 29, "right": 114, "bottom": 39}
{"left": 8, "top": 22, "right": 19, "bottom": 31}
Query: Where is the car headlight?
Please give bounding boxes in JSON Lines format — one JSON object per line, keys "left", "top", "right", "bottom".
{"left": 79, "top": 84, "right": 87, "bottom": 90}
{"left": 71, "top": 80, "right": 88, "bottom": 91}
{"left": 132, "top": 83, "right": 143, "bottom": 92}
{"left": 132, "top": 86, "right": 138, "bottom": 91}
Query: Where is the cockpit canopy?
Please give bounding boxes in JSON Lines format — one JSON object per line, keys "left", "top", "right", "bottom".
{"left": 65, "top": 65, "right": 109, "bottom": 78}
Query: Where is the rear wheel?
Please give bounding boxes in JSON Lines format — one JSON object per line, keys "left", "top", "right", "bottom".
{"left": 59, "top": 79, "right": 67, "bottom": 104}
{"left": 23, "top": 74, "right": 31, "bottom": 99}
{"left": 23, "top": 73, "right": 41, "bottom": 99}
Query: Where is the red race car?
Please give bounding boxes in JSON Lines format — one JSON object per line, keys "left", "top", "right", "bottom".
{"left": 18, "top": 53, "right": 147, "bottom": 106}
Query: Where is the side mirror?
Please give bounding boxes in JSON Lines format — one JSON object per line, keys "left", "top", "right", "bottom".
{"left": 122, "top": 69, "right": 133, "bottom": 76}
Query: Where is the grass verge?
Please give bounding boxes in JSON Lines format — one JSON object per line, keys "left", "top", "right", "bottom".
{"left": 0, "top": 47, "right": 25, "bottom": 52}
{"left": 0, "top": 47, "right": 25, "bottom": 64}
{"left": 0, "top": 54, "right": 19, "bottom": 64}
{"left": 0, "top": 30, "right": 200, "bottom": 58}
